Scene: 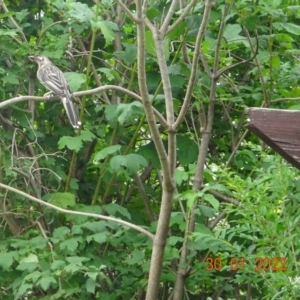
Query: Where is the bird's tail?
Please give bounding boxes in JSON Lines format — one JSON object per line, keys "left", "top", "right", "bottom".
{"left": 61, "top": 92, "right": 81, "bottom": 128}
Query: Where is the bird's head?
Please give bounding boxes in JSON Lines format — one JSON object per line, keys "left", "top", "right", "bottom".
{"left": 29, "top": 55, "right": 51, "bottom": 66}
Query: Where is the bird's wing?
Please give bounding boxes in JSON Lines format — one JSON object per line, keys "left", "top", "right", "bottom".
{"left": 38, "top": 64, "right": 70, "bottom": 97}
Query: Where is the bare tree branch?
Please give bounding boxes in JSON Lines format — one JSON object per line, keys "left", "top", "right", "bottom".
{"left": 216, "top": 32, "right": 259, "bottom": 78}
{"left": 174, "top": 0, "right": 214, "bottom": 130}
{"left": 0, "top": 182, "right": 154, "bottom": 240}
{"left": 153, "top": 28, "right": 176, "bottom": 174}
{"left": 135, "top": 1, "right": 176, "bottom": 299}
{"left": 166, "top": 0, "right": 198, "bottom": 34}
{"left": 0, "top": 85, "right": 168, "bottom": 129}
{"left": 160, "top": 0, "right": 178, "bottom": 35}
{"left": 135, "top": 11, "right": 172, "bottom": 185}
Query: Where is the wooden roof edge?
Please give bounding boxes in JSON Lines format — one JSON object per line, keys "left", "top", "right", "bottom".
{"left": 246, "top": 108, "right": 300, "bottom": 170}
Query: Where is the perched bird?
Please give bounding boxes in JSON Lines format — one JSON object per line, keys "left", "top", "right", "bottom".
{"left": 29, "top": 55, "right": 81, "bottom": 128}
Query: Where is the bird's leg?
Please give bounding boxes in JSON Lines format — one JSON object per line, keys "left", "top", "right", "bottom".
{"left": 43, "top": 91, "right": 55, "bottom": 98}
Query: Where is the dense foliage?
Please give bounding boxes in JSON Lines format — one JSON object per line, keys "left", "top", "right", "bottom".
{"left": 0, "top": 0, "right": 300, "bottom": 299}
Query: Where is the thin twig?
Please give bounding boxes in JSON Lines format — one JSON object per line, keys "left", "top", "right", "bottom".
{"left": 216, "top": 32, "right": 259, "bottom": 78}
{"left": 133, "top": 173, "right": 155, "bottom": 222}
{"left": 37, "top": 21, "right": 64, "bottom": 45}
{"left": 225, "top": 129, "right": 249, "bottom": 168}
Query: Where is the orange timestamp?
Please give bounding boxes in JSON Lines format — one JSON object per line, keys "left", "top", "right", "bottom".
{"left": 205, "top": 257, "right": 287, "bottom": 271}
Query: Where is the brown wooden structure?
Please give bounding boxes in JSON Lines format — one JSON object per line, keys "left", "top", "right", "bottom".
{"left": 247, "top": 108, "right": 300, "bottom": 170}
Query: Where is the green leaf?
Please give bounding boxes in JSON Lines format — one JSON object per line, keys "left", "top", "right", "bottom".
{"left": 181, "top": 190, "right": 202, "bottom": 208}
{"left": 110, "top": 153, "right": 148, "bottom": 174}
{"left": 241, "top": 16, "right": 259, "bottom": 31}
{"left": 17, "top": 261, "right": 38, "bottom": 272}
{"left": 102, "top": 0, "right": 114, "bottom": 5}
{"left": 116, "top": 101, "right": 144, "bottom": 125}
{"left": 58, "top": 136, "right": 82, "bottom": 151}
{"left": 104, "top": 104, "right": 118, "bottom": 124}
{"left": 271, "top": 55, "right": 280, "bottom": 68}
{"left": 20, "top": 253, "right": 39, "bottom": 263}
{"left": 94, "top": 144, "right": 121, "bottom": 161}
{"left": 70, "top": 178, "right": 79, "bottom": 191}
{"left": 175, "top": 169, "right": 189, "bottom": 186}
{"left": 0, "top": 251, "right": 18, "bottom": 270}
{"left": 43, "top": 192, "right": 76, "bottom": 208}
{"left": 102, "top": 203, "right": 131, "bottom": 219}
{"left": 58, "top": 131, "right": 95, "bottom": 152}
{"left": 80, "top": 130, "right": 96, "bottom": 141}
{"left": 177, "top": 135, "right": 198, "bottom": 165}
{"left": 68, "top": 2, "right": 94, "bottom": 22}
{"left": 114, "top": 43, "right": 137, "bottom": 64}
{"left": 37, "top": 276, "right": 57, "bottom": 291}
{"left": 64, "top": 263, "right": 84, "bottom": 274}
{"left": 203, "top": 183, "right": 230, "bottom": 194}
{"left": 86, "top": 271, "right": 99, "bottom": 281}
{"left": 197, "top": 205, "right": 216, "bottom": 218}
{"left": 15, "top": 9, "right": 29, "bottom": 22}
{"left": 28, "top": 236, "right": 47, "bottom": 249}
{"left": 86, "top": 277, "right": 97, "bottom": 293}
{"left": 86, "top": 232, "right": 107, "bottom": 244}
{"left": 186, "top": 15, "right": 202, "bottom": 36}
{"left": 60, "top": 237, "right": 82, "bottom": 252}
{"left": 52, "top": 226, "right": 70, "bottom": 239}
{"left": 288, "top": 104, "right": 300, "bottom": 110}
{"left": 167, "top": 20, "right": 186, "bottom": 38}
{"left": 1, "top": 73, "right": 19, "bottom": 84}
{"left": 98, "top": 67, "right": 118, "bottom": 81}
{"left": 137, "top": 141, "right": 161, "bottom": 169}
{"left": 170, "top": 75, "right": 185, "bottom": 88}
{"left": 15, "top": 283, "right": 32, "bottom": 300}
{"left": 273, "top": 22, "right": 300, "bottom": 35}
{"left": 23, "top": 271, "right": 42, "bottom": 283}
{"left": 64, "top": 72, "right": 86, "bottom": 92}
{"left": 0, "top": 12, "right": 16, "bottom": 19}
{"left": 51, "top": 260, "right": 66, "bottom": 271}
{"left": 146, "top": 7, "right": 160, "bottom": 19}
{"left": 190, "top": 232, "right": 232, "bottom": 253}
{"left": 167, "top": 64, "right": 182, "bottom": 75}
{"left": 125, "top": 250, "right": 144, "bottom": 265}
{"left": 203, "top": 194, "right": 219, "bottom": 210}
{"left": 71, "top": 224, "right": 83, "bottom": 235}
{"left": 83, "top": 221, "right": 107, "bottom": 233}
{"left": 66, "top": 256, "right": 90, "bottom": 264}
{"left": 145, "top": 31, "right": 169, "bottom": 59}
{"left": 91, "top": 20, "right": 118, "bottom": 47}
{"left": 168, "top": 236, "right": 184, "bottom": 246}
{"left": 223, "top": 24, "right": 242, "bottom": 41}
{"left": 145, "top": 31, "right": 157, "bottom": 57}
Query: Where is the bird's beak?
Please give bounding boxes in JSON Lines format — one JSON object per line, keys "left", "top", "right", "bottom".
{"left": 28, "top": 56, "right": 35, "bottom": 61}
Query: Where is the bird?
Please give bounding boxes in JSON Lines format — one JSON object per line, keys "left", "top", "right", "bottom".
{"left": 29, "top": 55, "right": 82, "bottom": 128}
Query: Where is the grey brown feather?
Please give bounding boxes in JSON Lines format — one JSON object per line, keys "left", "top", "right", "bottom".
{"left": 29, "top": 55, "right": 81, "bottom": 128}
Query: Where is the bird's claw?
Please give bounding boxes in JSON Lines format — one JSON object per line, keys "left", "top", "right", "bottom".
{"left": 43, "top": 92, "right": 54, "bottom": 98}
